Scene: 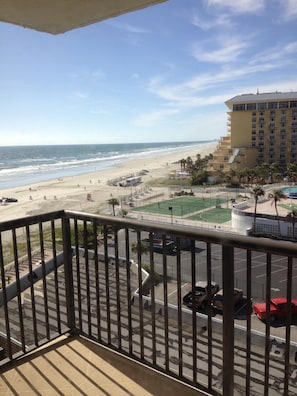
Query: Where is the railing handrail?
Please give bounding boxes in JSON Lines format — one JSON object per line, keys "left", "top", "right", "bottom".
{"left": 64, "top": 210, "right": 297, "bottom": 257}
{"left": 1, "top": 209, "right": 297, "bottom": 394}
{"left": 2, "top": 209, "right": 295, "bottom": 257}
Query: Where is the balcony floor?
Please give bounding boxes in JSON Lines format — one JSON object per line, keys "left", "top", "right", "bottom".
{"left": 0, "top": 334, "right": 205, "bottom": 396}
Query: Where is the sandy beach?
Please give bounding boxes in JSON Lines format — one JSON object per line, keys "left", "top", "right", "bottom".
{"left": 0, "top": 143, "right": 216, "bottom": 222}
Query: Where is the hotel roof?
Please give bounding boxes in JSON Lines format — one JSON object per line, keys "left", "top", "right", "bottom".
{"left": 226, "top": 91, "right": 297, "bottom": 104}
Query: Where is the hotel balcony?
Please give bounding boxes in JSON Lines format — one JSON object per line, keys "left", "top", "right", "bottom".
{"left": 1, "top": 210, "right": 297, "bottom": 395}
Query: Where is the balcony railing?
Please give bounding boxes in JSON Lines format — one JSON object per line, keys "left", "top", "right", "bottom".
{"left": 1, "top": 210, "right": 297, "bottom": 395}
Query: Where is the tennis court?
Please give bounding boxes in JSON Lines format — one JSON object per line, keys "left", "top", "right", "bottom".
{"left": 133, "top": 195, "right": 230, "bottom": 222}
{"left": 188, "top": 207, "right": 232, "bottom": 223}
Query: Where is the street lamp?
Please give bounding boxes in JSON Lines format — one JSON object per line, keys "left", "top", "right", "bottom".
{"left": 168, "top": 206, "right": 173, "bottom": 224}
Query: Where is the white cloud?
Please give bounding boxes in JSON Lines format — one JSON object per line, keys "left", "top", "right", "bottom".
{"left": 192, "top": 36, "right": 249, "bottom": 63}
{"left": 278, "top": 0, "right": 297, "bottom": 21}
{"left": 191, "top": 13, "right": 235, "bottom": 30}
{"left": 108, "top": 20, "right": 150, "bottom": 34}
{"left": 249, "top": 40, "right": 297, "bottom": 65}
{"left": 70, "top": 91, "right": 88, "bottom": 100}
{"left": 132, "top": 108, "right": 179, "bottom": 127}
{"left": 204, "top": 0, "right": 265, "bottom": 14}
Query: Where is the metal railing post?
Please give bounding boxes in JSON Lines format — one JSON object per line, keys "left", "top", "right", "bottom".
{"left": 62, "top": 216, "right": 76, "bottom": 333}
{"left": 222, "top": 245, "right": 234, "bottom": 395}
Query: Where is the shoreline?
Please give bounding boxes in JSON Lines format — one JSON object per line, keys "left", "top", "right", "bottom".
{"left": 0, "top": 142, "right": 216, "bottom": 222}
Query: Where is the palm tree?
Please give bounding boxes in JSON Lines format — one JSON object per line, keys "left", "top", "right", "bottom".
{"left": 251, "top": 186, "right": 265, "bottom": 232}
{"left": 179, "top": 158, "right": 186, "bottom": 171}
{"left": 108, "top": 197, "right": 119, "bottom": 216}
{"left": 287, "top": 209, "right": 297, "bottom": 239}
{"left": 268, "top": 189, "right": 287, "bottom": 236}
{"left": 131, "top": 240, "right": 148, "bottom": 256}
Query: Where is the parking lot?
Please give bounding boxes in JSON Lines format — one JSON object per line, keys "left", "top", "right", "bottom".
{"left": 113, "top": 229, "right": 297, "bottom": 342}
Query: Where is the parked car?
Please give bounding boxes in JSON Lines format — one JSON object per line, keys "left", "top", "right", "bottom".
{"left": 253, "top": 297, "right": 297, "bottom": 322}
{"left": 183, "top": 281, "right": 219, "bottom": 310}
{"left": 141, "top": 238, "right": 176, "bottom": 254}
{"left": 1, "top": 197, "right": 18, "bottom": 203}
{"left": 212, "top": 288, "right": 243, "bottom": 312}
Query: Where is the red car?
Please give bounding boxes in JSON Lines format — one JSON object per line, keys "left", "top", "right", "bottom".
{"left": 253, "top": 297, "right": 297, "bottom": 322}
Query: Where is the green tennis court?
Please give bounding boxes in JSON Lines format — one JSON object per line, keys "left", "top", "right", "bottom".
{"left": 188, "top": 207, "right": 232, "bottom": 223}
{"left": 133, "top": 196, "right": 227, "bottom": 217}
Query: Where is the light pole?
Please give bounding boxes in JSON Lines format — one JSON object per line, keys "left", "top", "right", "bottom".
{"left": 168, "top": 206, "right": 173, "bottom": 224}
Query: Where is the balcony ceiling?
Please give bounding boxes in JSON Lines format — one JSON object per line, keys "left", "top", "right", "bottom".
{"left": 0, "top": 0, "right": 167, "bottom": 34}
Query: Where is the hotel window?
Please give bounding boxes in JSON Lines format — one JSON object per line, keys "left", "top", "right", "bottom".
{"left": 233, "top": 104, "right": 245, "bottom": 111}
{"left": 252, "top": 111, "right": 256, "bottom": 116}
{"left": 268, "top": 102, "right": 277, "bottom": 109}
{"left": 279, "top": 101, "right": 288, "bottom": 108}
{"left": 258, "top": 103, "right": 266, "bottom": 110}
{"left": 290, "top": 101, "right": 297, "bottom": 108}
{"left": 247, "top": 103, "right": 256, "bottom": 110}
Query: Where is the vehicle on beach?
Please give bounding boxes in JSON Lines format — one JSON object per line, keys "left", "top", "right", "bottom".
{"left": 1, "top": 197, "right": 18, "bottom": 204}
{"left": 253, "top": 297, "right": 297, "bottom": 322}
{"left": 183, "top": 281, "right": 220, "bottom": 310}
{"left": 119, "top": 176, "right": 142, "bottom": 187}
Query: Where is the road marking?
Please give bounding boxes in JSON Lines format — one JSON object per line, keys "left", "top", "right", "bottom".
{"left": 256, "top": 266, "right": 288, "bottom": 279}
{"left": 168, "top": 282, "right": 188, "bottom": 298}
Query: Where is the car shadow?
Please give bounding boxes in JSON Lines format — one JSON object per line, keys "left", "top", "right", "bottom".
{"left": 212, "top": 298, "right": 253, "bottom": 320}
{"left": 268, "top": 315, "right": 297, "bottom": 328}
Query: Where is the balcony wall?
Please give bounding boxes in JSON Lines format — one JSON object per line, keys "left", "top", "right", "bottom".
{"left": 1, "top": 210, "right": 297, "bottom": 395}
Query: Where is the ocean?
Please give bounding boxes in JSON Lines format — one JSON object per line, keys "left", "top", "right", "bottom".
{"left": 0, "top": 141, "right": 214, "bottom": 190}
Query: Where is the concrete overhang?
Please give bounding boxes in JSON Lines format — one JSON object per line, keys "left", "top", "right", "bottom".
{"left": 0, "top": 0, "right": 167, "bottom": 34}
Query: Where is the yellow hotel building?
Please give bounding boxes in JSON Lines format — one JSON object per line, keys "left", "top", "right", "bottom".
{"left": 209, "top": 91, "right": 297, "bottom": 173}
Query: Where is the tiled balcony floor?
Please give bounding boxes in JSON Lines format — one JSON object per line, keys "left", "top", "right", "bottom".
{"left": 0, "top": 335, "right": 205, "bottom": 396}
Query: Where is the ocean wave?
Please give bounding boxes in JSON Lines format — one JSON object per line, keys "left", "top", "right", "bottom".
{"left": 0, "top": 141, "right": 215, "bottom": 189}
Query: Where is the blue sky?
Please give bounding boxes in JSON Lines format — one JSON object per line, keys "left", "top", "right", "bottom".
{"left": 0, "top": 0, "right": 297, "bottom": 146}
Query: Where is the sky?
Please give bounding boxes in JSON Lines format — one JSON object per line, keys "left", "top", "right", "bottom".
{"left": 0, "top": 0, "right": 297, "bottom": 146}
